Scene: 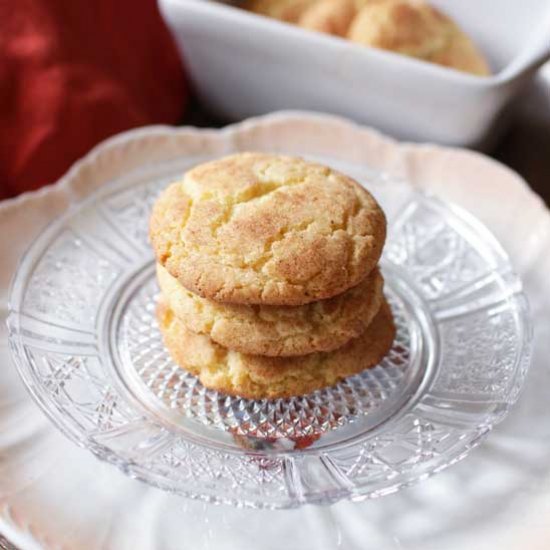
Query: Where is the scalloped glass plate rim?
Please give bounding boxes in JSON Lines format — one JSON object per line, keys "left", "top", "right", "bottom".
{"left": 6, "top": 145, "right": 533, "bottom": 509}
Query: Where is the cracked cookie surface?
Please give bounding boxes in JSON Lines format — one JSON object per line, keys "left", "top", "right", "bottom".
{"left": 150, "top": 153, "right": 386, "bottom": 305}
{"left": 157, "top": 298, "right": 395, "bottom": 399}
{"left": 348, "top": 0, "right": 490, "bottom": 75}
{"left": 157, "top": 263, "right": 384, "bottom": 356}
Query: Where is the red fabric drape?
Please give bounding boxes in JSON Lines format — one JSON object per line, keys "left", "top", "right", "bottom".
{"left": 0, "top": 0, "right": 187, "bottom": 199}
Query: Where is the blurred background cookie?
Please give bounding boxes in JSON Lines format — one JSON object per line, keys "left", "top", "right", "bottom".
{"left": 347, "top": 0, "right": 489, "bottom": 75}
{"left": 298, "top": 0, "right": 356, "bottom": 36}
{"left": 429, "top": 21, "right": 491, "bottom": 76}
{"left": 245, "top": 0, "right": 318, "bottom": 22}
{"left": 297, "top": 0, "right": 391, "bottom": 36}
{"left": 348, "top": 0, "right": 450, "bottom": 59}
{"left": 244, "top": 0, "right": 490, "bottom": 76}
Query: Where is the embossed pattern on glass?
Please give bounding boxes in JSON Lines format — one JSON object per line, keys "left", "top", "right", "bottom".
{"left": 7, "top": 163, "right": 532, "bottom": 509}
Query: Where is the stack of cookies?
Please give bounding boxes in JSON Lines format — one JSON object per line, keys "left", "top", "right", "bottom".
{"left": 150, "top": 153, "right": 395, "bottom": 400}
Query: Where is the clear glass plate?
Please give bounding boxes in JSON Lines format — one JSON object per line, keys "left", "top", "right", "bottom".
{"left": 7, "top": 156, "right": 532, "bottom": 509}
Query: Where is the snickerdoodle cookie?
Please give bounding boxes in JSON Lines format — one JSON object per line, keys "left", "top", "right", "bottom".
{"left": 245, "top": 0, "right": 318, "bottom": 22}
{"left": 150, "top": 153, "right": 386, "bottom": 306}
{"left": 298, "top": 0, "right": 356, "bottom": 36}
{"left": 348, "top": 0, "right": 490, "bottom": 75}
{"left": 157, "top": 298, "right": 395, "bottom": 400}
{"left": 157, "top": 262, "right": 385, "bottom": 357}
{"left": 244, "top": 0, "right": 489, "bottom": 76}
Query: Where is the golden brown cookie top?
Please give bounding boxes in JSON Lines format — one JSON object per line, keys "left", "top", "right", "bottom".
{"left": 150, "top": 153, "right": 386, "bottom": 305}
{"left": 348, "top": 0, "right": 490, "bottom": 75}
{"left": 429, "top": 24, "right": 490, "bottom": 76}
{"left": 299, "top": 0, "right": 356, "bottom": 36}
{"left": 157, "top": 299, "right": 396, "bottom": 400}
{"left": 157, "top": 262, "right": 385, "bottom": 356}
{"left": 349, "top": 0, "right": 451, "bottom": 58}
{"left": 245, "top": 0, "right": 318, "bottom": 23}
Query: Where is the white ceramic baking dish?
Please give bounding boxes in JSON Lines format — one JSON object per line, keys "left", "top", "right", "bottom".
{"left": 160, "top": 0, "right": 550, "bottom": 147}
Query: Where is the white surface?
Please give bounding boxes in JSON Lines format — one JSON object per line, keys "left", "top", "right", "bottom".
{"left": 1, "top": 112, "right": 550, "bottom": 549}
{"left": 159, "top": 0, "right": 550, "bottom": 147}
